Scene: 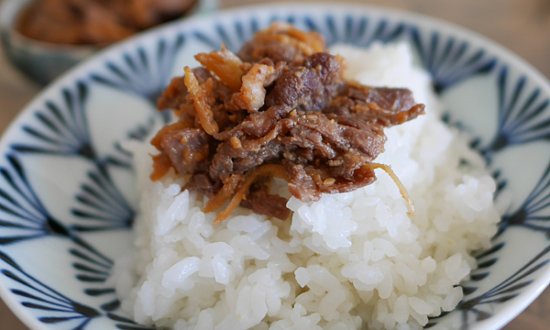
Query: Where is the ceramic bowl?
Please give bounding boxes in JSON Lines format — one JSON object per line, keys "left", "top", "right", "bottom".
{"left": 1, "top": 4, "right": 550, "bottom": 330}
{"left": 0, "top": 0, "right": 217, "bottom": 86}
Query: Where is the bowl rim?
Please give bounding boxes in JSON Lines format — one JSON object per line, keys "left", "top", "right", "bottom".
{"left": 1, "top": 3, "right": 550, "bottom": 330}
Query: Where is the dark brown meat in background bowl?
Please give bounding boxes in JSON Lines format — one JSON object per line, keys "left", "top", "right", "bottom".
{"left": 17, "top": 0, "right": 199, "bottom": 45}
{"left": 0, "top": 0, "right": 216, "bottom": 85}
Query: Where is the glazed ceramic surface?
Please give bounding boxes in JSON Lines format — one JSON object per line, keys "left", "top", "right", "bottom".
{"left": 1, "top": 4, "right": 550, "bottom": 330}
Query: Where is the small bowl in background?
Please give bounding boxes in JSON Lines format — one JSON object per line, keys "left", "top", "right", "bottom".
{"left": 0, "top": 0, "right": 217, "bottom": 86}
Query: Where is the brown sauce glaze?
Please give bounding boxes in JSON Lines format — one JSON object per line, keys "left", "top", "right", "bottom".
{"left": 152, "top": 22, "right": 425, "bottom": 223}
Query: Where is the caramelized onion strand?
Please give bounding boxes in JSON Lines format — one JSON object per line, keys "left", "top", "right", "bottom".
{"left": 204, "top": 174, "right": 244, "bottom": 213}
{"left": 370, "top": 163, "right": 415, "bottom": 218}
{"left": 184, "top": 66, "right": 219, "bottom": 135}
{"left": 150, "top": 153, "right": 172, "bottom": 181}
{"left": 212, "top": 164, "right": 288, "bottom": 224}
{"left": 195, "top": 44, "right": 244, "bottom": 90}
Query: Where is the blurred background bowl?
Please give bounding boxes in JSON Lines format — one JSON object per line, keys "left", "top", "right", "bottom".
{"left": 0, "top": 0, "right": 217, "bottom": 86}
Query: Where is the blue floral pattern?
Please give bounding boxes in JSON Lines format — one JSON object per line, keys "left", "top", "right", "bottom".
{"left": 487, "top": 66, "right": 550, "bottom": 153}
{"left": 71, "top": 165, "right": 135, "bottom": 233}
{"left": 0, "top": 250, "right": 101, "bottom": 329}
{"left": 11, "top": 83, "right": 94, "bottom": 159}
{"left": 409, "top": 27, "right": 497, "bottom": 93}
{"left": 502, "top": 161, "right": 550, "bottom": 235}
{"left": 0, "top": 154, "right": 70, "bottom": 245}
{"left": 1, "top": 6, "right": 550, "bottom": 330}
{"left": 90, "top": 34, "right": 186, "bottom": 123}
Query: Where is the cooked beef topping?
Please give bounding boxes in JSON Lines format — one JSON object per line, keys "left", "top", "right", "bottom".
{"left": 237, "top": 22, "right": 326, "bottom": 63}
{"left": 151, "top": 22, "right": 425, "bottom": 223}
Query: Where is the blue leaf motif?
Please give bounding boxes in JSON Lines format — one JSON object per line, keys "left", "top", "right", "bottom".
{"left": 502, "top": 160, "right": 550, "bottom": 235}
{"left": 10, "top": 81, "right": 132, "bottom": 169}
{"left": 7, "top": 81, "right": 139, "bottom": 236}
{"left": 71, "top": 164, "right": 135, "bottom": 233}
{"left": 484, "top": 66, "right": 550, "bottom": 154}
{"left": 11, "top": 82, "right": 96, "bottom": 159}
{"left": 0, "top": 250, "right": 101, "bottom": 329}
{"left": 410, "top": 27, "right": 497, "bottom": 93}
{"left": 193, "top": 30, "right": 221, "bottom": 50}
{"left": 299, "top": 15, "right": 405, "bottom": 47}
{"left": 0, "top": 155, "right": 71, "bottom": 245}
{"left": 108, "top": 313, "right": 157, "bottom": 330}
{"left": 459, "top": 244, "right": 550, "bottom": 312}
{"left": 69, "top": 242, "right": 121, "bottom": 313}
{"left": 194, "top": 19, "right": 260, "bottom": 53}
{"left": 126, "top": 116, "right": 156, "bottom": 142}
{"left": 109, "top": 115, "right": 157, "bottom": 169}
{"left": 427, "top": 243, "right": 550, "bottom": 329}
{"left": 91, "top": 34, "right": 186, "bottom": 122}
{"left": 0, "top": 154, "right": 126, "bottom": 313}
{"left": 70, "top": 247, "right": 112, "bottom": 284}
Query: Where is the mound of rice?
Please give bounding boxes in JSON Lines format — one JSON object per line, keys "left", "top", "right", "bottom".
{"left": 111, "top": 42, "right": 501, "bottom": 330}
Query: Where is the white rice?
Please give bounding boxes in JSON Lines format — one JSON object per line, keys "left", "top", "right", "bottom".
{"left": 110, "top": 42, "right": 501, "bottom": 330}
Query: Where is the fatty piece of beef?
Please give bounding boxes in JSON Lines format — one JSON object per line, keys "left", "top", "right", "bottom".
{"left": 237, "top": 22, "right": 326, "bottom": 63}
{"left": 264, "top": 52, "right": 344, "bottom": 113}
{"left": 209, "top": 52, "right": 345, "bottom": 182}
{"left": 224, "top": 60, "right": 286, "bottom": 113}
{"left": 240, "top": 179, "right": 291, "bottom": 220}
{"left": 209, "top": 84, "right": 424, "bottom": 187}
{"left": 283, "top": 160, "right": 377, "bottom": 203}
{"left": 159, "top": 128, "right": 211, "bottom": 175}
{"left": 151, "top": 23, "right": 425, "bottom": 222}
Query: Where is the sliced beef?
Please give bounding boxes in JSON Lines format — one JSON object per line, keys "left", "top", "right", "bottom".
{"left": 237, "top": 22, "right": 326, "bottom": 63}
{"left": 151, "top": 23, "right": 425, "bottom": 222}
{"left": 240, "top": 179, "right": 290, "bottom": 220}
{"left": 159, "top": 128, "right": 212, "bottom": 175}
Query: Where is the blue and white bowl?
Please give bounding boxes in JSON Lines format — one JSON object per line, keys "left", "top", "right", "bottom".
{"left": 1, "top": 4, "right": 550, "bottom": 330}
